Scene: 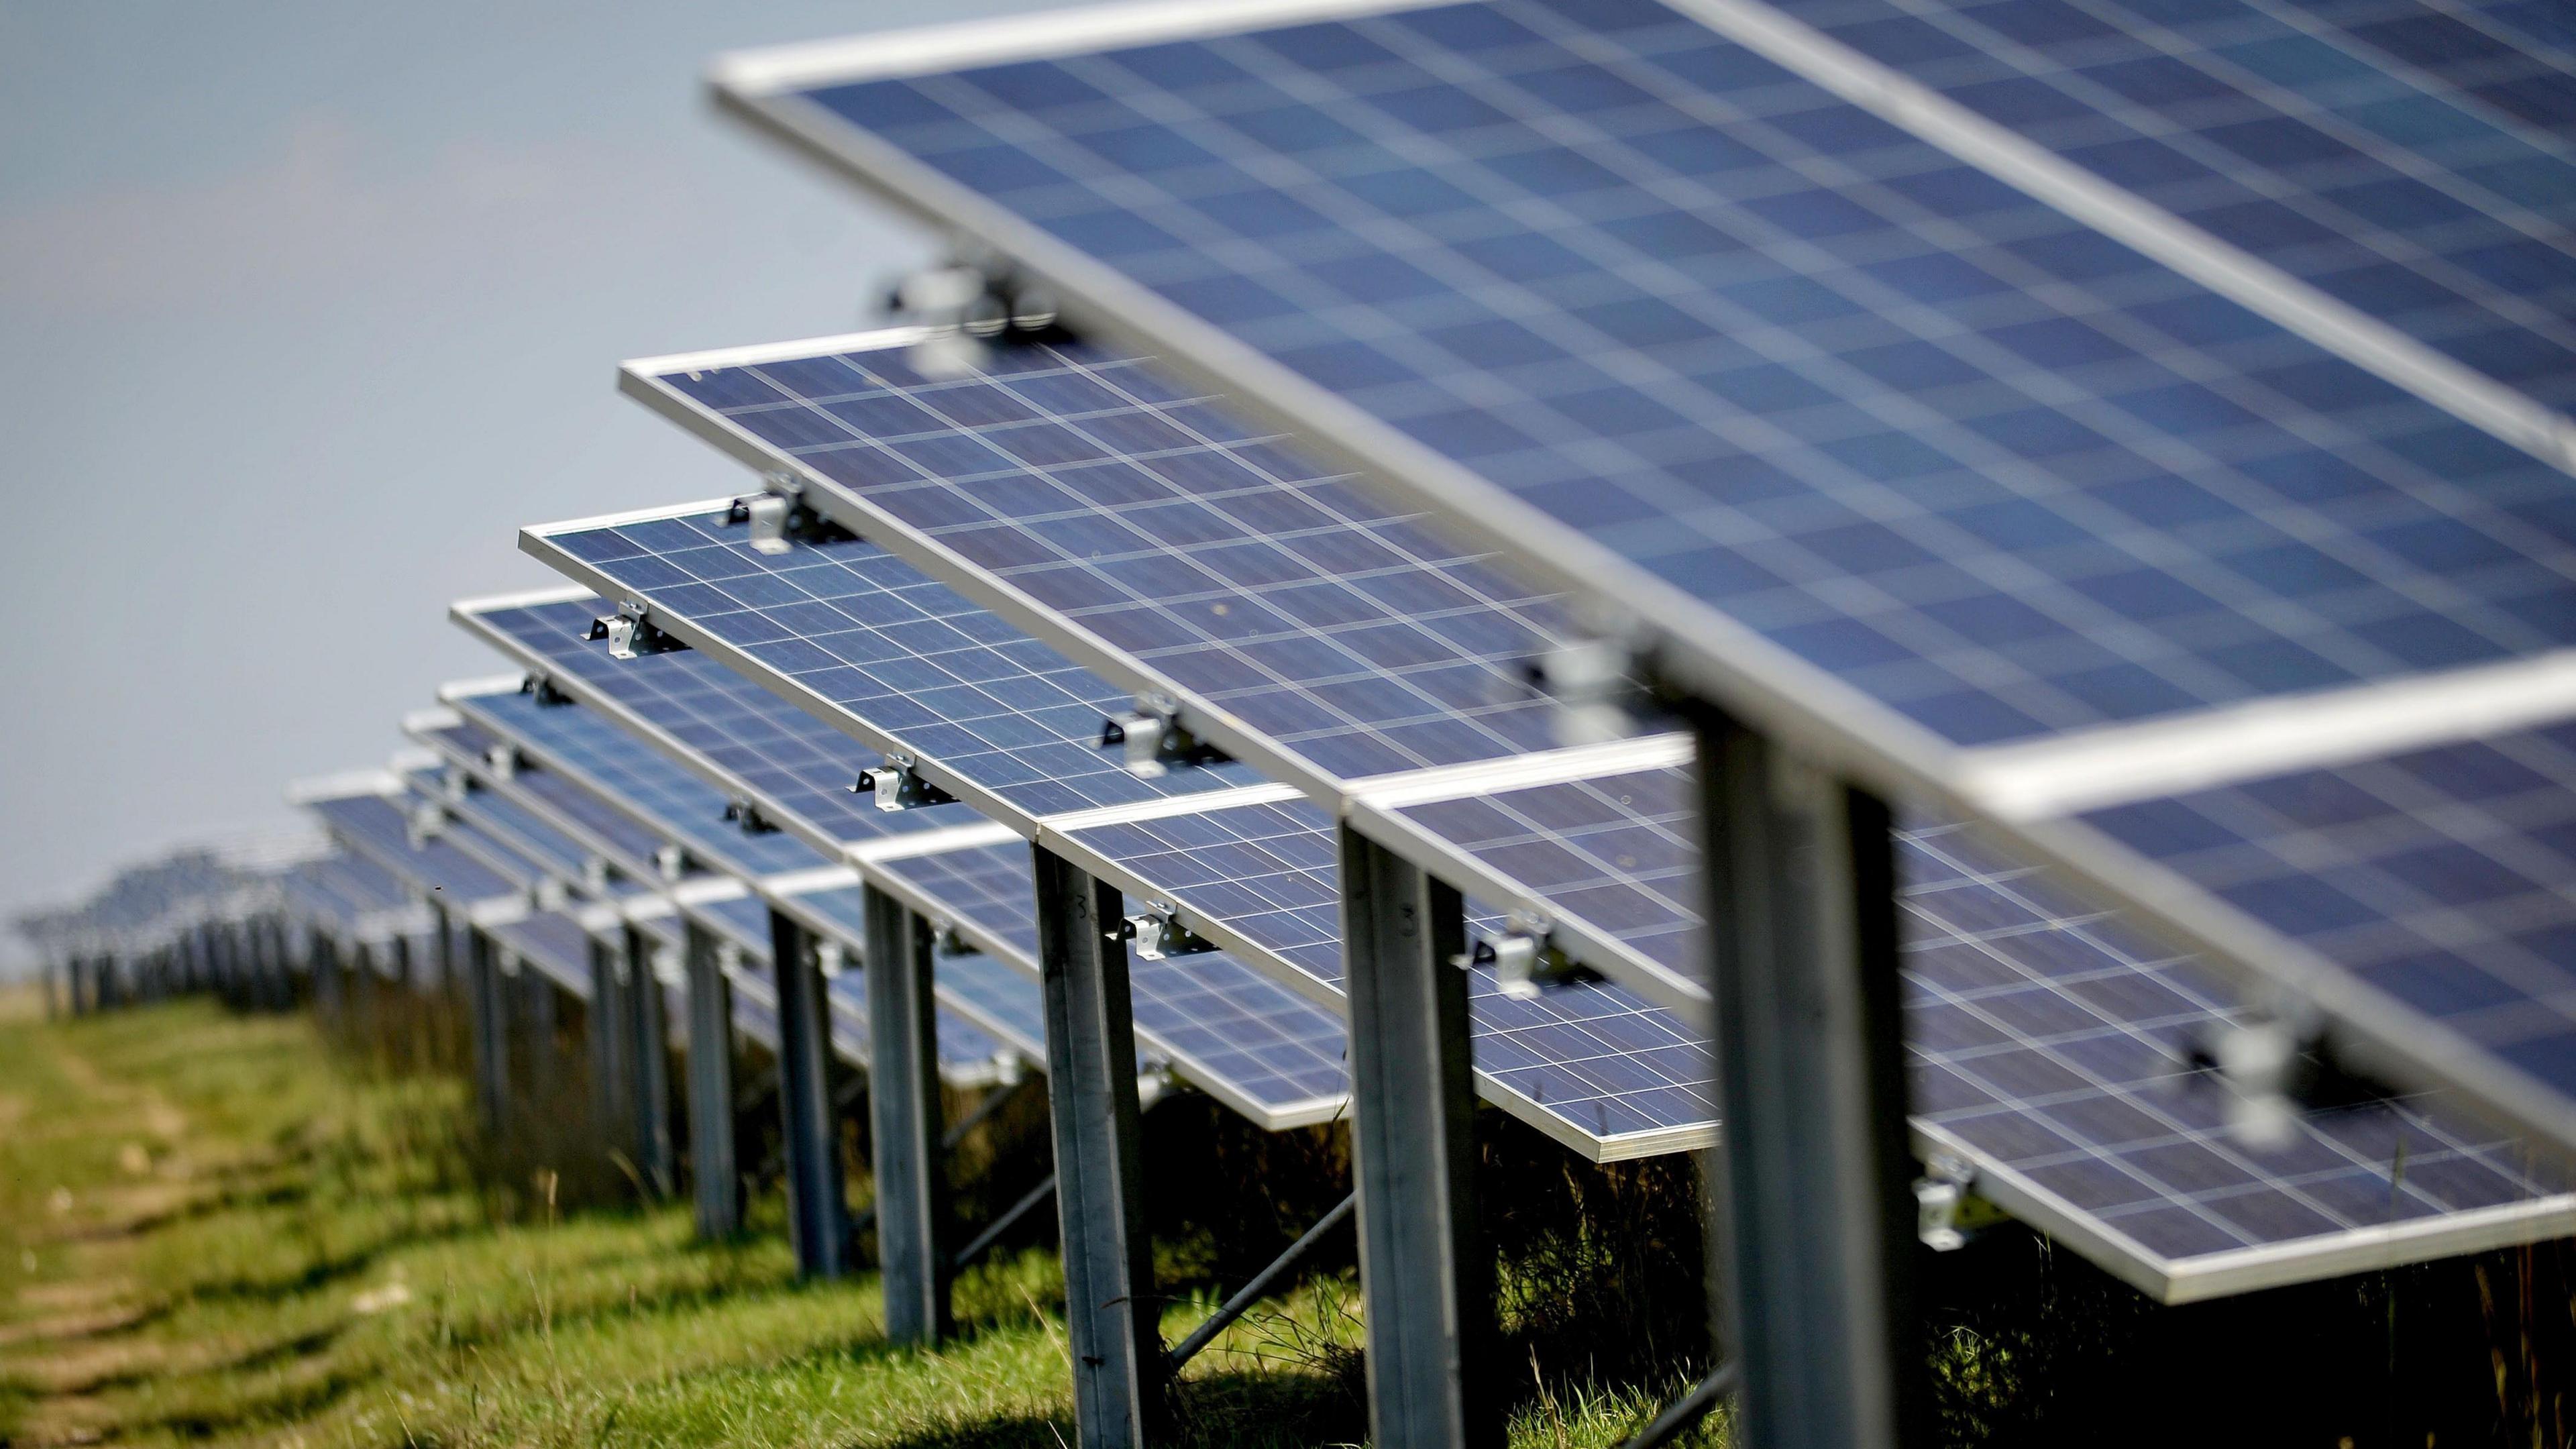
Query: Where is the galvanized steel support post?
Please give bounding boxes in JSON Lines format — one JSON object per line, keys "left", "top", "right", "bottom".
{"left": 1340, "top": 823, "right": 1492, "bottom": 1449}
{"left": 865, "top": 885, "right": 953, "bottom": 1344}
{"left": 768, "top": 908, "right": 855, "bottom": 1279}
{"left": 589, "top": 934, "right": 634, "bottom": 1165}
{"left": 1031, "top": 845, "right": 1163, "bottom": 1449}
{"left": 624, "top": 924, "right": 678, "bottom": 1200}
{"left": 1692, "top": 714, "right": 1923, "bottom": 1449}
{"left": 683, "top": 920, "right": 743, "bottom": 1238}
{"left": 464, "top": 929, "right": 511, "bottom": 1134}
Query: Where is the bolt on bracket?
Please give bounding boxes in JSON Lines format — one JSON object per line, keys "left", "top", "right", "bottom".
{"left": 854, "top": 753, "right": 958, "bottom": 812}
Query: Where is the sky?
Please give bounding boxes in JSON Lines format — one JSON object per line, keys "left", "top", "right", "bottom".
{"left": 0, "top": 0, "right": 1078, "bottom": 973}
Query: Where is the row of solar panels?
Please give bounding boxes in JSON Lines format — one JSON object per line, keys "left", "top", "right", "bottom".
{"left": 95, "top": 284, "right": 2485, "bottom": 1301}
{"left": 31, "top": 0, "right": 2576, "bottom": 1321}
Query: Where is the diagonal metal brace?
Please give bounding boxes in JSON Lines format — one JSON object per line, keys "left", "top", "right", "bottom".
{"left": 1164, "top": 1191, "right": 1358, "bottom": 1375}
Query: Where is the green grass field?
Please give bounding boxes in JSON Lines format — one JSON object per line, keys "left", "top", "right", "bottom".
{"left": 0, "top": 994, "right": 1717, "bottom": 1449}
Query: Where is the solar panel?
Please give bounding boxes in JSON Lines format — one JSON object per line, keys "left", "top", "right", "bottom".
{"left": 2080, "top": 711, "right": 2576, "bottom": 1099}
{"left": 487, "top": 909, "right": 596, "bottom": 1000}
{"left": 526, "top": 505, "right": 1271, "bottom": 825}
{"left": 281, "top": 855, "right": 421, "bottom": 947}
{"left": 442, "top": 684, "right": 837, "bottom": 879}
{"left": 866, "top": 840, "right": 1352, "bottom": 1128}
{"left": 456, "top": 592, "right": 983, "bottom": 859}
{"left": 686, "top": 885, "right": 1008, "bottom": 1079}
{"left": 1378, "top": 755, "right": 2576, "bottom": 1295}
{"left": 458, "top": 588, "right": 1354, "bottom": 1130}
{"left": 625, "top": 332, "right": 1598, "bottom": 791}
{"left": 302, "top": 788, "right": 522, "bottom": 910}
{"left": 415, "top": 714, "right": 678, "bottom": 874}
{"left": 515, "top": 512, "right": 1712, "bottom": 1155}
{"left": 708, "top": 0, "right": 2576, "bottom": 1146}
{"left": 1788, "top": 0, "right": 2576, "bottom": 415}
{"left": 769, "top": 879, "right": 1053, "bottom": 1064}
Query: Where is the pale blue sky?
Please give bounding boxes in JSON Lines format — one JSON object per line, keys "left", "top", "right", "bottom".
{"left": 0, "top": 1, "right": 1073, "bottom": 967}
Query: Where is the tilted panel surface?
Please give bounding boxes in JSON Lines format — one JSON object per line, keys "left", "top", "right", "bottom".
{"left": 780, "top": 0, "right": 2576, "bottom": 751}
{"left": 1797, "top": 0, "right": 2576, "bottom": 411}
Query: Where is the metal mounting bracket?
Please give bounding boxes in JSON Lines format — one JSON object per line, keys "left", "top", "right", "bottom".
{"left": 653, "top": 843, "right": 688, "bottom": 882}
{"left": 813, "top": 939, "right": 848, "bottom": 980}
{"left": 532, "top": 877, "right": 568, "bottom": 912}
{"left": 405, "top": 801, "right": 446, "bottom": 851}
{"left": 929, "top": 917, "right": 979, "bottom": 958}
{"left": 1116, "top": 900, "right": 1217, "bottom": 962}
{"left": 1451, "top": 910, "right": 1588, "bottom": 999}
{"left": 582, "top": 857, "right": 612, "bottom": 894}
{"left": 484, "top": 743, "right": 519, "bottom": 781}
{"left": 727, "top": 476, "right": 851, "bottom": 555}
{"left": 886, "top": 256, "right": 1065, "bottom": 377}
{"left": 713, "top": 941, "right": 746, "bottom": 981}
{"left": 1913, "top": 1152, "right": 1978, "bottom": 1252}
{"left": 723, "top": 796, "right": 781, "bottom": 836}
{"left": 1522, "top": 637, "right": 1646, "bottom": 747}
{"left": 649, "top": 946, "right": 684, "bottom": 989}
{"left": 586, "top": 600, "right": 689, "bottom": 661}
{"left": 1099, "top": 693, "right": 1233, "bottom": 778}
{"left": 855, "top": 753, "right": 958, "bottom": 812}
{"left": 522, "top": 672, "right": 574, "bottom": 708}
{"left": 2210, "top": 1020, "right": 2300, "bottom": 1150}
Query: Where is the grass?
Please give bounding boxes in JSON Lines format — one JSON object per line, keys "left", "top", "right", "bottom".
{"left": 0, "top": 993, "right": 1719, "bottom": 1449}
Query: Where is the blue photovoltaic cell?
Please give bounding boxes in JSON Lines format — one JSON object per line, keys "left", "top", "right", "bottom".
{"left": 694, "top": 883, "right": 1008, "bottom": 1073}
{"left": 533, "top": 509, "right": 1267, "bottom": 820}
{"left": 1401, "top": 763, "right": 2575, "bottom": 1268}
{"left": 643, "top": 339, "right": 1588, "bottom": 782}
{"left": 428, "top": 768, "right": 601, "bottom": 880}
{"left": 1061, "top": 798, "right": 1719, "bottom": 1146}
{"left": 424, "top": 717, "right": 676, "bottom": 872}
{"left": 469, "top": 595, "right": 953, "bottom": 851}
{"left": 449, "top": 689, "right": 832, "bottom": 879}
{"left": 1395, "top": 767, "right": 1700, "bottom": 975}
{"left": 505, "top": 543, "right": 1689, "bottom": 1142}
{"left": 1904, "top": 816, "right": 2572, "bottom": 1268}
{"left": 306, "top": 793, "right": 518, "bottom": 904}
{"left": 2085, "top": 714, "right": 2576, "bottom": 1098}
{"left": 464, "top": 594, "right": 1350, "bottom": 1122}
{"left": 871, "top": 841, "right": 1352, "bottom": 1120}
{"left": 798, "top": 0, "right": 2576, "bottom": 749}
{"left": 771, "top": 881, "right": 1047, "bottom": 1065}
{"left": 284, "top": 855, "right": 407, "bottom": 938}
{"left": 1798, "top": 0, "right": 2576, "bottom": 412}
{"left": 488, "top": 910, "right": 596, "bottom": 1000}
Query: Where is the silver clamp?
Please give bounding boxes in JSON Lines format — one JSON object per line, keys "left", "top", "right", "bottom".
{"left": 1913, "top": 1152, "right": 1980, "bottom": 1252}
{"left": 582, "top": 857, "right": 612, "bottom": 894}
{"left": 888, "top": 258, "right": 1062, "bottom": 378}
{"left": 440, "top": 765, "right": 471, "bottom": 804}
{"left": 1452, "top": 911, "right": 1579, "bottom": 999}
{"left": 405, "top": 800, "right": 447, "bottom": 851}
{"left": 1100, "top": 693, "right": 1230, "bottom": 778}
{"left": 649, "top": 947, "right": 685, "bottom": 989}
{"left": 855, "top": 753, "right": 958, "bottom": 812}
{"left": 2212, "top": 1020, "right": 2300, "bottom": 1150}
{"left": 586, "top": 600, "right": 688, "bottom": 661}
{"left": 723, "top": 796, "right": 780, "bottom": 836}
{"left": 1118, "top": 900, "right": 1217, "bottom": 962}
{"left": 930, "top": 917, "right": 978, "bottom": 957}
{"left": 522, "top": 672, "right": 574, "bottom": 708}
{"left": 484, "top": 742, "right": 520, "bottom": 782}
{"left": 496, "top": 951, "right": 523, "bottom": 978}
{"left": 532, "top": 877, "right": 569, "bottom": 913}
{"left": 713, "top": 941, "right": 747, "bottom": 981}
{"left": 813, "top": 939, "right": 849, "bottom": 979}
{"left": 729, "top": 476, "right": 846, "bottom": 555}
{"left": 1524, "top": 637, "right": 1644, "bottom": 747}
{"left": 653, "top": 843, "right": 688, "bottom": 883}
